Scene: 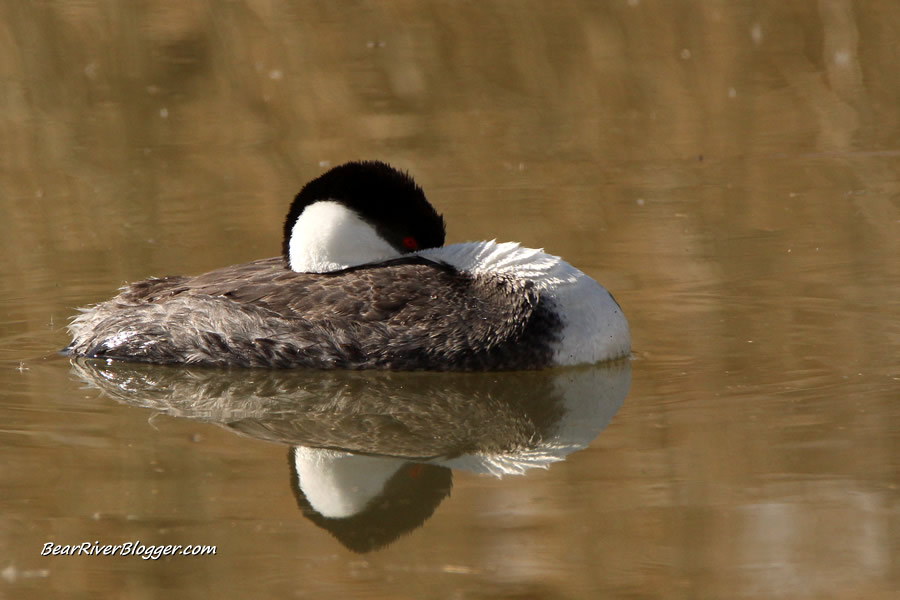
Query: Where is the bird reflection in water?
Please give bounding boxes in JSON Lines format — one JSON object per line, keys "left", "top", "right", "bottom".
{"left": 70, "top": 359, "right": 629, "bottom": 552}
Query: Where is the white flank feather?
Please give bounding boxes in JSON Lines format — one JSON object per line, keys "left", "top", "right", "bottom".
{"left": 419, "top": 241, "right": 630, "bottom": 365}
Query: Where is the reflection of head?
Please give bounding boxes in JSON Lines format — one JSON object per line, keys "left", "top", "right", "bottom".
{"left": 288, "top": 449, "right": 453, "bottom": 553}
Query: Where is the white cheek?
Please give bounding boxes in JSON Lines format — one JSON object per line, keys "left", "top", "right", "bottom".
{"left": 288, "top": 201, "right": 401, "bottom": 273}
{"left": 293, "top": 448, "right": 407, "bottom": 518}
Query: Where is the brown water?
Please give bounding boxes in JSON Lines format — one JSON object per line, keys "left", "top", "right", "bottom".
{"left": 2, "top": 2, "right": 898, "bottom": 598}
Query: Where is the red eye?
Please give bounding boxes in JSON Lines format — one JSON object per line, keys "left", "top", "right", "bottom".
{"left": 402, "top": 236, "right": 418, "bottom": 250}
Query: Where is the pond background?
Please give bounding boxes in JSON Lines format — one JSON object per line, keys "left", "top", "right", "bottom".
{"left": 1, "top": 1, "right": 898, "bottom": 598}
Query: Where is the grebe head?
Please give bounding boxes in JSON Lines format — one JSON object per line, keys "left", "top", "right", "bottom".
{"left": 283, "top": 161, "right": 446, "bottom": 273}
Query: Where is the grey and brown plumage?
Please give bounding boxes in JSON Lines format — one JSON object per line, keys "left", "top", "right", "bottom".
{"left": 66, "top": 256, "right": 561, "bottom": 370}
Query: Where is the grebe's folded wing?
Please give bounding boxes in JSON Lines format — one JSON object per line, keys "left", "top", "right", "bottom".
{"left": 68, "top": 256, "right": 560, "bottom": 370}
